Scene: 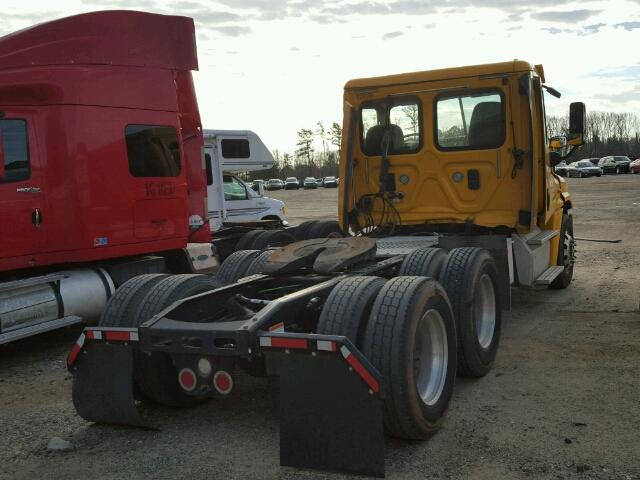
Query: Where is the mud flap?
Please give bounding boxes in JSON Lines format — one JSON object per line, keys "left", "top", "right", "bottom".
{"left": 71, "top": 340, "right": 149, "bottom": 428}
{"left": 261, "top": 333, "right": 385, "bottom": 477}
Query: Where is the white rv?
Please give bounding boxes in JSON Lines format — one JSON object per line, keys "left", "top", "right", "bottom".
{"left": 203, "top": 130, "right": 286, "bottom": 231}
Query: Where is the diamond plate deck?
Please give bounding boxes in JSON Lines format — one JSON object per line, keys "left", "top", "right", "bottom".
{"left": 374, "top": 235, "right": 439, "bottom": 256}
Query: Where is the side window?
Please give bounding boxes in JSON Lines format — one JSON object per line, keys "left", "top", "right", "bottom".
{"left": 221, "top": 139, "right": 250, "bottom": 159}
{"left": 361, "top": 98, "right": 422, "bottom": 156}
{"left": 1, "top": 119, "right": 29, "bottom": 183}
{"left": 204, "top": 153, "right": 213, "bottom": 186}
{"left": 223, "top": 175, "right": 248, "bottom": 201}
{"left": 436, "top": 91, "right": 504, "bottom": 150}
{"left": 125, "top": 125, "right": 181, "bottom": 177}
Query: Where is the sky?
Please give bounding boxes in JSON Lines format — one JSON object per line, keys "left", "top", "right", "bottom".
{"left": 1, "top": 0, "right": 639, "bottom": 154}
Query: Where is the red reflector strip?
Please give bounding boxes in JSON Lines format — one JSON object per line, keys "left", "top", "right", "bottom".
{"left": 85, "top": 330, "right": 102, "bottom": 340}
{"left": 269, "top": 337, "right": 308, "bottom": 350}
{"left": 66, "top": 333, "right": 85, "bottom": 368}
{"left": 105, "top": 331, "right": 137, "bottom": 342}
{"left": 342, "top": 346, "right": 380, "bottom": 393}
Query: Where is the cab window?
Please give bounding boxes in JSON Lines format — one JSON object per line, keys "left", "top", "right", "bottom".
{"left": 435, "top": 91, "right": 505, "bottom": 150}
{"left": 1, "top": 119, "right": 29, "bottom": 183}
{"left": 361, "top": 97, "right": 421, "bottom": 156}
{"left": 223, "top": 175, "right": 248, "bottom": 200}
{"left": 125, "top": 125, "right": 181, "bottom": 177}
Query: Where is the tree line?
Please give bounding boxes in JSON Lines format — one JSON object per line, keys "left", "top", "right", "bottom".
{"left": 547, "top": 111, "right": 640, "bottom": 161}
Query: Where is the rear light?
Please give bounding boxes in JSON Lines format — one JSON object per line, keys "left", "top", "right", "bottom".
{"left": 213, "top": 370, "right": 233, "bottom": 395}
{"left": 178, "top": 368, "right": 197, "bottom": 392}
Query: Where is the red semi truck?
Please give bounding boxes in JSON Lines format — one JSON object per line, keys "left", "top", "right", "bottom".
{"left": 0, "top": 12, "right": 264, "bottom": 344}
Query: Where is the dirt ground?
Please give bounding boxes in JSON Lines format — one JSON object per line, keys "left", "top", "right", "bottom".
{"left": 1, "top": 176, "right": 639, "bottom": 480}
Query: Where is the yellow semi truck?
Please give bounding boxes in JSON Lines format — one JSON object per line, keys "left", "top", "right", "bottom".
{"left": 70, "top": 59, "right": 584, "bottom": 477}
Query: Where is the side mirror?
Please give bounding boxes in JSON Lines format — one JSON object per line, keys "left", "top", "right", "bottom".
{"left": 252, "top": 182, "right": 264, "bottom": 196}
{"left": 568, "top": 102, "right": 586, "bottom": 146}
{"left": 549, "top": 151, "right": 563, "bottom": 167}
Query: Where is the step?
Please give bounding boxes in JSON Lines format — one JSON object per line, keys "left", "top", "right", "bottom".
{"left": 534, "top": 266, "right": 565, "bottom": 286}
{"left": 0, "top": 273, "right": 66, "bottom": 293}
{"left": 526, "top": 230, "right": 559, "bottom": 246}
{"left": 0, "top": 316, "right": 82, "bottom": 345}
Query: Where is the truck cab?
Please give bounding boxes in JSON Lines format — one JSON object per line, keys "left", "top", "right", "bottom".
{"left": 203, "top": 130, "right": 286, "bottom": 231}
{"left": 339, "top": 60, "right": 585, "bottom": 288}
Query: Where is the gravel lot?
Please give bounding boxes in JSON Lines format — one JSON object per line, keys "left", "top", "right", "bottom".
{"left": 1, "top": 175, "right": 639, "bottom": 480}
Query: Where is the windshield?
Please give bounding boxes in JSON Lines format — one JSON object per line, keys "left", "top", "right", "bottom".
{"left": 614, "top": 156, "right": 629, "bottom": 161}
{"left": 576, "top": 161, "right": 593, "bottom": 168}
{"left": 305, "top": 177, "right": 315, "bottom": 181}
{"left": 286, "top": 177, "right": 296, "bottom": 181}
{"left": 325, "top": 176, "right": 336, "bottom": 181}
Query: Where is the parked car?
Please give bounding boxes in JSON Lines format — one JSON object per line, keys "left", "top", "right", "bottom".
{"left": 316, "top": 178, "right": 324, "bottom": 187}
{"left": 303, "top": 177, "right": 318, "bottom": 189}
{"left": 630, "top": 158, "right": 640, "bottom": 174}
{"left": 598, "top": 155, "right": 631, "bottom": 174}
{"left": 554, "top": 161, "right": 570, "bottom": 177}
{"left": 568, "top": 160, "right": 602, "bottom": 178}
{"left": 585, "top": 158, "right": 600, "bottom": 166}
{"left": 266, "top": 178, "right": 284, "bottom": 190}
{"left": 284, "top": 177, "right": 300, "bottom": 189}
{"left": 323, "top": 176, "right": 338, "bottom": 188}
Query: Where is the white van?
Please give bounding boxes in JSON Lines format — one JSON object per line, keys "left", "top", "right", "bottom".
{"left": 203, "top": 130, "right": 287, "bottom": 231}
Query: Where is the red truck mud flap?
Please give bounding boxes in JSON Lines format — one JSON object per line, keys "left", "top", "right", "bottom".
{"left": 67, "top": 328, "right": 150, "bottom": 428}
{"left": 259, "top": 333, "right": 385, "bottom": 477}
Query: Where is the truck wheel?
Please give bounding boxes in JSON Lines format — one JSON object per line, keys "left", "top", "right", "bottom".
{"left": 132, "top": 274, "right": 222, "bottom": 407}
{"left": 216, "top": 250, "right": 260, "bottom": 285}
{"left": 308, "top": 220, "right": 343, "bottom": 239}
{"left": 100, "top": 274, "right": 168, "bottom": 327}
{"left": 550, "top": 214, "right": 575, "bottom": 289}
{"left": 362, "top": 276, "right": 457, "bottom": 439}
{"left": 398, "top": 247, "right": 447, "bottom": 278}
{"left": 235, "top": 230, "right": 265, "bottom": 251}
{"left": 316, "top": 276, "right": 386, "bottom": 347}
{"left": 440, "top": 247, "right": 501, "bottom": 378}
{"left": 294, "top": 220, "right": 318, "bottom": 240}
{"left": 243, "top": 249, "right": 275, "bottom": 276}
{"left": 251, "top": 229, "right": 296, "bottom": 250}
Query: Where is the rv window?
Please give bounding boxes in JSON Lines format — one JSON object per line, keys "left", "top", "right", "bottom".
{"left": 223, "top": 175, "right": 248, "bottom": 201}
{"left": 125, "top": 125, "right": 181, "bottom": 177}
{"left": 221, "top": 139, "right": 250, "bottom": 159}
{"left": 205, "top": 153, "right": 213, "bottom": 186}
{"left": 435, "top": 91, "right": 505, "bottom": 150}
{"left": 0, "top": 119, "right": 29, "bottom": 183}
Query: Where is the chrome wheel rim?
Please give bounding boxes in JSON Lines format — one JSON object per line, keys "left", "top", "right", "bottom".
{"left": 474, "top": 274, "right": 496, "bottom": 349}
{"left": 414, "top": 309, "right": 448, "bottom": 406}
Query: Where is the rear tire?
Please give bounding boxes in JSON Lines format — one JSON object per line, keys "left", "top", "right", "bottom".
{"left": 294, "top": 220, "right": 319, "bottom": 240}
{"left": 398, "top": 247, "right": 447, "bottom": 278}
{"left": 550, "top": 213, "right": 575, "bottom": 289}
{"left": 235, "top": 230, "right": 265, "bottom": 251}
{"left": 362, "top": 276, "right": 457, "bottom": 439}
{"left": 308, "top": 220, "right": 343, "bottom": 239}
{"left": 316, "top": 276, "right": 386, "bottom": 347}
{"left": 216, "top": 250, "right": 261, "bottom": 285}
{"left": 243, "top": 249, "right": 276, "bottom": 276}
{"left": 251, "top": 229, "right": 296, "bottom": 250}
{"left": 132, "top": 274, "right": 222, "bottom": 407}
{"left": 439, "top": 247, "right": 501, "bottom": 378}
{"left": 100, "top": 274, "right": 168, "bottom": 327}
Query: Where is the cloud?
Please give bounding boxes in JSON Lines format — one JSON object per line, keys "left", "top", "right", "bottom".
{"left": 542, "top": 27, "right": 572, "bottom": 34}
{"left": 209, "top": 25, "right": 251, "bottom": 37}
{"left": 614, "top": 21, "right": 640, "bottom": 30}
{"left": 192, "top": 10, "right": 243, "bottom": 24}
{"left": 581, "top": 22, "right": 606, "bottom": 35}
{"left": 593, "top": 85, "right": 640, "bottom": 103}
{"left": 531, "top": 9, "right": 602, "bottom": 23}
{"left": 591, "top": 64, "right": 640, "bottom": 80}
{"left": 382, "top": 31, "right": 404, "bottom": 39}
{"left": 81, "top": 0, "right": 157, "bottom": 7}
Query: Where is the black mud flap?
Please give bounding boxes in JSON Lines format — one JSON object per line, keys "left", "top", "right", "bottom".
{"left": 70, "top": 334, "right": 149, "bottom": 428}
{"left": 262, "top": 333, "right": 385, "bottom": 477}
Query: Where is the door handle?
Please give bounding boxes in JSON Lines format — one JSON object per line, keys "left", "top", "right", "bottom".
{"left": 32, "top": 208, "right": 42, "bottom": 227}
{"left": 17, "top": 186, "right": 41, "bottom": 194}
